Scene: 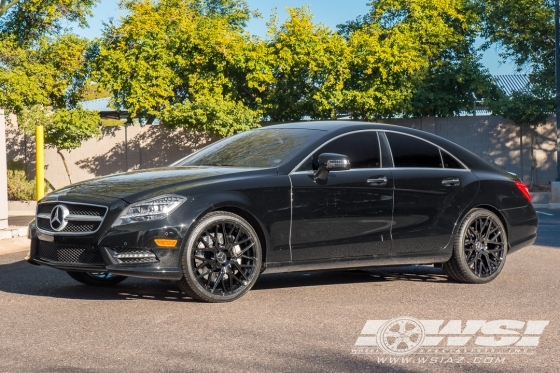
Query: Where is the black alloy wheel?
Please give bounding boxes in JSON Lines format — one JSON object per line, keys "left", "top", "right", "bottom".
{"left": 443, "top": 209, "right": 507, "bottom": 284}
{"left": 177, "top": 211, "right": 262, "bottom": 303}
{"left": 67, "top": 271, "right": 128, "bottom": 286}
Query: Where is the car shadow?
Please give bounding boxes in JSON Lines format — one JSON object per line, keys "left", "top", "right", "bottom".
{"left": 253, "top": 265, "right": 449, "bottom": 291}
{"left": 0, "top": 255, "right": 450, "bottom": 302}
{"left": 0, "top": 258, "right": 195, "bottom": 302}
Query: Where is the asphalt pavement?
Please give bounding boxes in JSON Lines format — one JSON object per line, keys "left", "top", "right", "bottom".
{"left": 0, "top": 210, "right": 559, "bottom": 372}
{"left": 7, "top": 215, "right": 34, "bottom": 227}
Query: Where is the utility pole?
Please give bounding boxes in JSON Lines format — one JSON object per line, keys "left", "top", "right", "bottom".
{"left": 36, "top": 125, "right": 44, "bottom": 200}
{"left": 556, "top": 0, "right": 560, "bottom": 181}
{"left": 0, "top": 110, "right": 8, "bottom": 229}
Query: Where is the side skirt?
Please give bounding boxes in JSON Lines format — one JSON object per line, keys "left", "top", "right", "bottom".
{"left": 262, "top": 251, "right": 451, "bottom": 274}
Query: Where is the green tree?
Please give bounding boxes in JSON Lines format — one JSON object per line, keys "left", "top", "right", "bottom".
{"left": 262, "top": 7, "right": 350, "bottom": 121}
{"left": 478, "top": 0, "right": 554, "bottom": 89}
{"left": 407, "top": 54, "right": 500, "bottom": 117}
{"left": 1, "top": 1, "right": 102, "bottom": 185}
{"left": 16, "top": 105, "right": 101, "bottom": 184}
{"left": 93, "top": 0, "right": 265, "bottom": 138}
{"left": 476, "top": 0, "right": 556, "bottom": 186}
{"left": 0, "top": 0, "right": 98, "bottom": 44}
{"left": 340, "top": 0, "right": 476, "bottom": 119}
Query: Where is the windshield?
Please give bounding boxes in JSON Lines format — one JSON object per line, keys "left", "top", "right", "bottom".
{"left": 176, "top": 128, "right": 326, "bottom": 168}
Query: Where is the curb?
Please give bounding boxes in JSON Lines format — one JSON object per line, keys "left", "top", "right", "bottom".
{"left": 533, "top": 203, "right": 560, "bottom": 209}
{"left": 0, "top": 226, "right": 28, "bottom": 240}
{"left": 0, "top": 237, "right": 30, "bottom": 256}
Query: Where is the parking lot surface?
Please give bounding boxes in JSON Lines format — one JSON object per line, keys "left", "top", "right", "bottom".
{"left": 0, "top": 210, "right": 559, "bottom": 372}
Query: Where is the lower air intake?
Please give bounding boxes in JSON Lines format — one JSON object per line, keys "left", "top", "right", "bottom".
{"left": 37, "top": 241, "right": 105, "bottom": 265}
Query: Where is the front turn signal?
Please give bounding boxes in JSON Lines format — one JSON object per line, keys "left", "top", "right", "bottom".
{"left": 154, "top": 239, "right": 178, "bottom": 247}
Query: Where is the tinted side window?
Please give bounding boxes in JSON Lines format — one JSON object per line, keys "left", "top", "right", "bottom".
{"left": 310, "top": 132, "right": 380, "bottom": 170}
{"left": 442, "top": 151, "right": 465, "bottom": 169}
{"left": 386, "top": 132, "right": 442, "bottom": 168}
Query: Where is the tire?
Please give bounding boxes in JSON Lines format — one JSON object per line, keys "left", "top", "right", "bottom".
{"left": 443, "top": 209, "right": 508, "bottom": 284}
{"left": 67, "top": 271, "right": 128, "bottom": 286}
{"left": 177, "top": 211, "right": 262, "bottom": 303}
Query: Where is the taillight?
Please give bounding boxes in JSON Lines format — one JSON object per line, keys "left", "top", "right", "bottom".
{"left": 514, "top": 181, "right": 531, "bottom": 202}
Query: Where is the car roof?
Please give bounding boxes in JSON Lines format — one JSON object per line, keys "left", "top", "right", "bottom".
{"left": 263, "top": 121, "right": 396, "bottom": 132}
{"left": 266, "top": 120, "right": 505, "bottom": 175}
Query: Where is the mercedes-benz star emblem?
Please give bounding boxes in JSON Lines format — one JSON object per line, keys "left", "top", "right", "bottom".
{"left": 50, "top": 205, "right": 70, "bottom": 232}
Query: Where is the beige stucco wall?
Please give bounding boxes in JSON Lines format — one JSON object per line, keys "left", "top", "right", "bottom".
{"left": 5, "top": 115, "right": 559, "bottom": 191}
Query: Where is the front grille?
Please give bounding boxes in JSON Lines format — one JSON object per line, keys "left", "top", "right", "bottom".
{"left": 37, "top": 241, "right": 105, "bottom": 265}
{"left": 113, "top": 248, "right": 159, "bottom": 264}
{"left": 38, "top": 203, "right": 106, "bottom": 217}
{"left": 36, "top": 202, "right": 108, "bottom": 235}
{"left": 37, "top": 219, "right": 99, "bottom": 233}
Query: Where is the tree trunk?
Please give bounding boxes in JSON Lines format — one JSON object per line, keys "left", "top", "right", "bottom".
{"left": 529, "top": 126, "right": 537, "bottom": 190}
{"left": 57, "top": 149, "right": 72, "bottom": 184}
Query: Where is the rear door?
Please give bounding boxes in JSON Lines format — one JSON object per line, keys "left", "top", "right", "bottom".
{"left": 383, "top": 131, "right": 479, "bottom": 255}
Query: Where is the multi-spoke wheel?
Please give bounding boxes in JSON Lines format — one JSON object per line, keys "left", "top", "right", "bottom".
{"left": 443, "top": 209, "right": 507, "bottom": 284}
{"left": 177, "top": 211, "right": 262, "bottom": 303}
{"left": 67, "top": 271, "right": 127, "bottom": 286}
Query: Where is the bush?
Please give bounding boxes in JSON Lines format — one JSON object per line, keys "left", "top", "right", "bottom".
{"left": 7, "top": 169, "right": 36, "bottom": 201}
{"left": 7, "top": 159, "right": 25, "bottom": 171}
{"left": 6, "top": 159, "right": 52, "bottom": 201}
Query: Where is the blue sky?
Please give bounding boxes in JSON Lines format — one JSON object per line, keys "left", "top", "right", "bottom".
{"left": 69, "top": 0, "right": 517, "bottom": 75}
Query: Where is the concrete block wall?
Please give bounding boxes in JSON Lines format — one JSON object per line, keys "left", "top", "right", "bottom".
{"left": 5, "top": 115, "right": 559, "bottom": 190}
{"left": 7, "top": 124, "right": 215, "bottom": 190}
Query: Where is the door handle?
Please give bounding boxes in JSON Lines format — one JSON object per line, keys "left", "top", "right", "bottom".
{"left": 442, "top": 177, "right": 460, "bottom": 187}
{"left": 367, "top": 176, "right": 388, "bottom": 186}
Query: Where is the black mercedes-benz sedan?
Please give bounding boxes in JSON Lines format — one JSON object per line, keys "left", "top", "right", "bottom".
{"left": 26, "top": 122, "right": 538, "bottom": 302}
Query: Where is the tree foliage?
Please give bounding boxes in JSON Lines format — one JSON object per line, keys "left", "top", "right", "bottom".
{"left": 339, "top": 0, "right": 479, "bottom": 119}
{"left": 490, "top": 89, "right": 554, "bottom": 128}
{"left": 0, "top": 34, "right": 92, "bottom": 113}
{"left": 262, "top": 7, "right": 350, "bottom": 121}
{"left": 0, "top": 0, "right": 98, "bottom": 44}
{"left": 95, "top": 0, "right": 495, "bottom": 128}
{"left": 1, "top": 0, "right": 101, "bottom": 184}
{"left": 93, "top": 0, "right": 264, "bottom": 137}
{"left": 478, "top": 0, "right": 555, "bottom": 89}
{"left": 407, "top": 54, "right": 499, "bottom": 117}
{"left": 476, "top": 0, "right": 555, "bottom": 186}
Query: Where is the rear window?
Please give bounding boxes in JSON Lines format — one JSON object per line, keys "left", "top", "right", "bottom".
{"left": 176, "top": 128, "right": 325, "bottom": 168}
{"left": 386, "top": 132, "right": 442, "bottom": 168}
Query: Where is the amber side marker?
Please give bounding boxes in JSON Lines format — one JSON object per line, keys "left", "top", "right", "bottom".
{"left": 154, "top": 239, "right": 178, "bottom": 247}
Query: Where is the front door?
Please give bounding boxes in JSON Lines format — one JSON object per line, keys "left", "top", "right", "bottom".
{"left": 290, "top": 131, "right": 394, "bottom": 261}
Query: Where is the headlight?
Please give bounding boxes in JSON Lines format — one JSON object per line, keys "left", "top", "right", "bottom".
{"left": 113, "top": 195, "right": 186, "bottom": 226}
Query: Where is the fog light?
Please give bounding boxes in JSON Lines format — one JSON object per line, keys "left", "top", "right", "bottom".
{"left": 154, "top": 239, "right": 178, "bottom": 247}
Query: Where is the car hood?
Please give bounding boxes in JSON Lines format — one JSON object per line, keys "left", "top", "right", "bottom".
{"left": 45, "top": 166, "right": 274, "bottom": 203}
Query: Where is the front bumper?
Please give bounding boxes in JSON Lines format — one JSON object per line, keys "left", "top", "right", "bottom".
{"left": 27, "top": 219, "right": 190, "bottom": 281}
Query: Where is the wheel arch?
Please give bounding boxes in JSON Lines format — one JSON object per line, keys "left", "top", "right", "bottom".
{"left": 209, "top": 204, "right": 270, "bottom": 266}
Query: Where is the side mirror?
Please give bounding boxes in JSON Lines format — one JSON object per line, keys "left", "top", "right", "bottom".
{"left": 314, "top": 153, "right": 350, "bottom": 182}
